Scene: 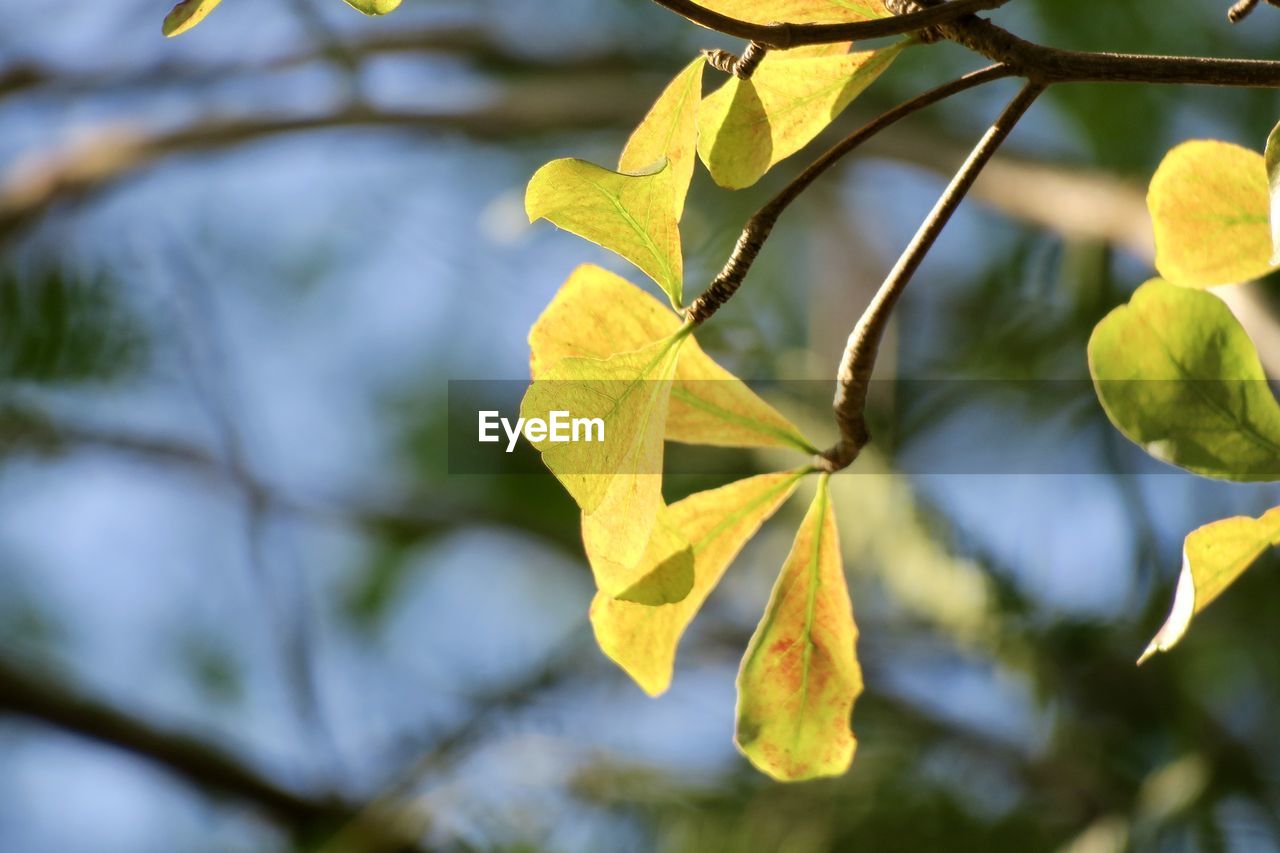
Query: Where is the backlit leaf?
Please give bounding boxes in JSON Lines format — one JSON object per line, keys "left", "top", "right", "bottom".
{"left": 526, "top": 61, "right": 703, "bottom": 309}
{"left": 585, "top": 505, "right": 694, "bottom": 605}
{"left": 1265, "top": 120, "right": 1280, "bottom": 265}
{"left": 698, "top": 42, "right": 905, "bottom": 189}
{"left": 521, "top": 332, "right": 688, "bottom": 567}
{"left": 343, "top": 0, "right": 402, "bottom": 14}
{"left": 619, "top": 58, "right": 706, "bottom": 220}
{"left": 1148, "top": 140, "right": 1275, "bottom": 287}
{"left": 736, "top": 475, "right": 861, "bottom": 782}
{"left": 162, "top": 0, "right": 222, "bottom": 36}
{"left": 591, "top": 470, "right": 806, "bottom": 696}
{"left": 1139, "top": 507, "right": 1280, "bottom": 663}
{"left": 1089, "top": 279, "right": 1280, "bottom": 481}
{"left": 696, "top": 0, "right": 887, "bottom": 24}
{"left": 529, "top": 265, "right": 816, "bottom": 452}
{"left": 527, "top": 160, "right": 683, "bottom": 307}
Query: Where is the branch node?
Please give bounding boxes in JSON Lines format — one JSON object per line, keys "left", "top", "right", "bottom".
{"left": 702, "top": 41, "right": 768, "bottom": 78}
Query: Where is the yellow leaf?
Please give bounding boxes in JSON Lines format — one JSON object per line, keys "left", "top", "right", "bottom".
{"left": 526, "top": 160, "right": 683, "bottom": 307}
{"left": 343, "top": 0, "right": 402, "bottom": 14}
{"left": 1148, "top": 140, "right": 1276, "bottom": 288}
{"left": 521, "top": 332, "right": 687, "bottom": 567}
{"left": 696, "top": 0, "right": 887, "bottom": 24}
{"left": 586, "top": 504, "right": 694, "bottom": 606}
{"left": 591, "top": 470, "right": 806, "bottom": 696}
{"left": 529, "top": 265, "right": 816, "bottom": 452}
{"left": 735, "top": 475, "right": 861, "bottom": 781}
{"left": 1138, "top": 507, "right": 1280, "bottom": 664}
{"left": 162, "top": 0, "right": 222, "bottom": 36}
{"left": 698, "top": 42, "right": 905, "bottom": 189}
{"left": 526, "top": 60, "right": 703, "bottom": 308}
{"left": 619, "top": 59, "right": 705, "bottom": 220}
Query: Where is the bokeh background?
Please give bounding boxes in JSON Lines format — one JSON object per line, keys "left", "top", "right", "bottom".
{"left": 4, "top": 1, "right": 1280, "bottom": 850}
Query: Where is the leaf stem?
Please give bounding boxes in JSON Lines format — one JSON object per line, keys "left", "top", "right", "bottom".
{"left": 821, "top": 79, "right": 1045, "bottom": 471}
{"left": 685, "top": 63, "right": 1013, "bottom": 326}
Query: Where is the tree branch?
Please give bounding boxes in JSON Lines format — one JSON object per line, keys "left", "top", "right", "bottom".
{"left": 822, "top": 80, "right": 1045, "bottom": 470}
{"left": 0, "top": 656, "right": 354, "bottom": 831}
{"left": 685, "top": 63, "right": 1013, "bottom": 326}
{"left": 647, "top": 0, "right": 1013, "bottom": 49}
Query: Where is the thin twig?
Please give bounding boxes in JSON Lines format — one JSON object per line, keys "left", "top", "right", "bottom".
{"left": 822, "top": 80, "right": 1045, "bottom": 470}
{"left": 648, "top": 0, "right": 1012, "bottom": 49}
{"left": 702, "top": 41, "right": 769, "bottom": 78}
{"left": 686, "top": 64, "right": 1013, "bottom": 326}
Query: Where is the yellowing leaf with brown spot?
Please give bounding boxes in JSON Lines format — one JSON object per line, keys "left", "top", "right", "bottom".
{"left": 736, "top": 476, "right": 861, "bottom": 782}
{"left": 591, "top": 470, "right": 806, "bottom": 696}
{"left": 526, "top": 60, "right": 703, "bottom": 308}
{"left": 1139, "top": 507, "right": 1280, "bottom": 664}
{"left": 163, "top": 0, "right": 222, "bottom": 36}
{"left": 619, "top": 58, "right": 705, "bottom": 219}
{"left": 1148, "top": 140, "right": 1276, "bottom": 288}
{"left": 698, "top": 42, "right": 905, "bottom": 189}
{"left": 521, "top": 333, "right": 687, "bottom": 568}
{"left": 697, "top": 0, "right": 887, "bottom": 24}
{"left": 529, "top": 265, "right": 816, "bottom": 452}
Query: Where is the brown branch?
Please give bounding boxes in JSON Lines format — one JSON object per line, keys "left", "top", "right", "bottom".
{"left": 648, "top": 0, "right": 1013, "bottom": 49}
{"left": 702, "top": 41, "right": 768, "bottom": 78}
{"left": 0, "top": 656, "right": 355, "bottom": 831}
{"left": 685, "top": 64, "right": 1013, "bottom": 326}
{"left": 822, "top": 80, "right": 1045, "bottom": 470}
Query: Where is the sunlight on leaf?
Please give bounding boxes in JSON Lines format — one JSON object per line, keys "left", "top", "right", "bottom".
{"left": 529, "top": 265, "right": 815, "bottom": 452}
{"left": 162, "top": 0, "right": 222, "bottom": 36}
{"left": 697, "top": 0, "right": 887, "bottom": 24}
{"left": 736, "top": 475, "right": 861, "bottom": 782}
{"left": 1139, "top": 507, "right": 1280, "bottom": 663}
{"left": 526, "top": 61, "right": 703, "bottom": 308}
{"left": 1265, "top": 120, "right": 1280, "bottom": 265}
{"left": 1148, "top": 140, "right": 1275, "bottom": 287}
{"left": 620, "top": 58, "right": 705, "bottom": 221}
{"left": 698, "top": 42, "right": 905, "bottom": 190}
{"left": 522, "top": 333, "right": 688, "bottom": 567}
{"left": 527, "top": 161, "right": 683, "bottom": 307}
{"left": 1089, "top": 279, "right": 1280, "bottom": 481}
{"left": 591, "top": 470, "right": 806, "bottom": 696}
{"left": 343, "top": 0, "right": 402, "bottom": 14}
{"left": 586, "top": 505, "right": 694, "bottom": 605}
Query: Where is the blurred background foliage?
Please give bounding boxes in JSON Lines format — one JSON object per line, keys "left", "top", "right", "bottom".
{"left": 3, "top": 1, "right": 1280, "bottom": 850}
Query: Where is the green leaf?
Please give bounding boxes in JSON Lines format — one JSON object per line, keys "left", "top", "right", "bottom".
{"left": 526, "top": 60, "right": 703, "bottom": 309}
{"left": 736, "top": 475, "right": 862, "bottom": 782}
{"left": 521, "top": 332, "right": 688, "bottom": 569}
{"left": 1089, "top": 278, "right": 1280, "bottom": 481}
{"left": 162, "top": 0, "right": 222, "bottom": 36}
{"left": 1139, "top": 507, "right": 1280, "bottom": 663}
{"left": 1148, "top": 140, "right": 1275, "bottom": 287}
{"left": 591, "top": 470, "right": 805, "bottom": 696}
{"left": 528, "top": 264, "right": 816, "bottom": 453}
{"left": 342, "top": 0, "right": 402, "bottom": 14}
{"left": 697, "top": 42, "right": 905, "bottom": 190}
{"left": 697, "top": 0, "right": 887, "bottom": 24}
